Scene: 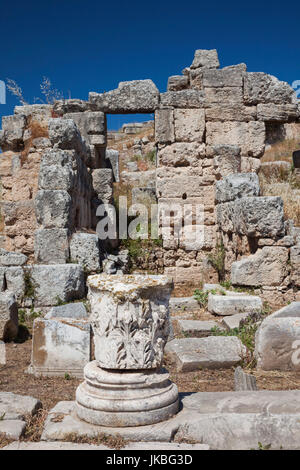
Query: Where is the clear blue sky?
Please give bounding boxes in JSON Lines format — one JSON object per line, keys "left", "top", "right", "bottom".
{"left": 0, "top": 0, "right": 299, "bottom": 130}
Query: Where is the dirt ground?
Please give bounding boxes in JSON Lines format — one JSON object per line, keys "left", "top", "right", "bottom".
{"left": 0, "top": 337, "right": 299, "bottom": 415}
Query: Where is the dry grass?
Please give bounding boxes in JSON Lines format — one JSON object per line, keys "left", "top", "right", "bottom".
{"left": 21, "top": 118, "right": 49, "bottom": 163}
{"left": 260, "top": 174, "right": 300, "bottom": 226}
{"left": 262, "top": 138, "right": 298, "bottom": 163}
{"left": 22, "top": 409, "right": 48, "bottom": 442}
{"left": 0, "top": 433, "right": 14, "bottom": 449}
{"left": 62, "top": 432, "right": 127, "bottom": 449}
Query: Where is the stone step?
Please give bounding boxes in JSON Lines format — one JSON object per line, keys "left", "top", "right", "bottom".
{"left": 177, "top": 319, "right": 224, "bottom": 336}
{"left": 0, "top": 420, "right": 26, "bottom": 440}
{"left": 208, "top": 293, "right": 262, "bottom": 316}
{"left": 0, "top": 392, "right": 42, "bottom": 420}
{"left": 165, "top": 336, "right": 246, "bottom": 371}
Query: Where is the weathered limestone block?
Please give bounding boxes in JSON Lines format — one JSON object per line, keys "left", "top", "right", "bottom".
{"left": 63, "top": 111, "right": 106, "bottom": 140}
{"left": 231, "top": 247, "right": 289, "bottom": 287}
{"left": 177, "top": 319, "right": 223, "bottom": 336}
{"left": 207, "top": 293, "right": 262, "bottom": 316}
{"left": 0, "top": 267, "right": 25, "bottom": 303}
{"left": 212, "top": 145, "right": 241, "bottom": 177}
{"left": 45, "top": 302, "right": 88, "bottom": 320}
{"left": 89, "top": 80, "right": 159, "bottom": 113}
{"left": 205, "top": 105, "right": 257, "bottom": 122}
{"left": 257, "top": 103, "right": 299, "bottom": 121}
{"left": 206, "top": 121, "right": 265, "bottom": 157}
{"left": 53, "top": 99, "right": 91, "bottom": 116}
{"left": 87, "top": 274, "right": 173, "bottom": 369}
{"left": 38, "top": 161, "right": 74, "bottom": 191}
{"left": 234, "top": 366, "right": 257, "bottom": 391}
{"left": 35, "top": 190, "right": 72, "bottom": 228}
{"left": 167, "top": 75, "right": 189, "bottom": 91}
{"left": 70, "top": 233, "right": 101, "bottom": 273}
{"left": 215, "top": 172, "right": 260, "bottom": 203}
{"left": 290, "top": 245, "right": 300, "bottom": 287}
{"left": 234, "top": 196, "right": 285, "bottom": 238}
{"left": 0, "top": 249, "right": 27, "bottom": 266}
{"left": 0, "top": 341, "right": 5, "bottom": 365}
{"left": 1, "top": 115, "right": 26, "bottom": 150}
{"left": 174, "top": 109, "right": 205, "bottom": 142}
{"left": 0, "top": 420, "right": 26, "bottom": 440}
{"left": 190, "top": 49, "right": 220, "bottom": 69}
{"left": 160, "top": 90, "right": 205, "bottom": 108}
{"left": 0, "top": 292, "right": 18, "bottom": 341}
{"left": 48, "top": 119, "right": 85, "bottom": 153}
{"left": 204, "top": 87, "right": 244, "bottom": 107}
{"left": 165, "top": 336, "right": 246, "bottom": 371}
{"left": 34, "top": 229, "right": 70, "bottom": 264}
{"left": 234, "top": 196, "right": 284, "bottom": 238}
{"left": 202, "top": 68, "right": 243, "bottom": 87}
{"left": 156, "top": 167, "right": 206, "bottom": 198}
{"left": 28, "top": 317, "right": 91, "bottom": 377}
{"left": 92, "top": 168, "right": 113, "bottom": 203}
{"left": 255, "top": 302, "right": 300, "bottom": 371}
{"left": 0, "top": 391, "right": 42, "bottom": 420}
{"left": 155, "top": 109, "right": 174, "bottom": 144}
{"left": 29, "top": 264, "right": 85, "bottom": 306}
{"left": 222, "top": 312, "right": 253, "bottom": 330}
{"left": 157, "top": 142, "right": 205, "bottom": 167}
{"left": 244, "top": 72, "right": 296, "bottom": 105}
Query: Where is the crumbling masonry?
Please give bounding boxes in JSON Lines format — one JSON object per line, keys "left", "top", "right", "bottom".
{"left": 0, "top": 48, "right": 300, "bottom": 308}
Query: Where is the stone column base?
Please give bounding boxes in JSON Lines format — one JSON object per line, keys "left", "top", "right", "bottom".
{"left": 75, "top": 361, "right": 179, "bottom": 427}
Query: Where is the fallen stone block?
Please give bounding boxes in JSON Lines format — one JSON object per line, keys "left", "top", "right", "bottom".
{"left": 208, "top": 294, "right": 262, "bottom": 316}
{"left": 231, "top": 246, "right": 289, "bottom": 287}
{"left": 234, "top": 366, "right": 257, "bottom": 391}
{"left": 255, "top": 302, "right": 300, "bottom": 371}
{"left": 45, "top": 302, "right": 88, "bottom": 320}
{"left": 222, "top": 312, "right": 252, "bottom": 330}
{"left": 28, "top": 317, "right": 91, "bottom": 378}
{"left": 169, "top": 297, "right": 199, "bottom": 312}
{"left": 165, "top": 336, "right": 246, "bottom": 371}
{"left": 177, "top": 320, "right": 223, "bottom": 336}
{"left": 0, "top": 420, "right": 26, "bottom": 440}
{"left": 0, "top": 292, "right": 18, "bottom": 341}
{"left": 0, "top": 341, "right": 5, "bottom": 365}
{"left": 215, "top": 172, "right": 260, "bottom": 203}
{"left": 70, "top": 233, "right": 101, "bottom": 273}
{"left": 0, "top": 391, "right": 42, "bottom": 420}
{"left": 29, "top": 264, "right": 85, "bottom": 306}
{"left": 89, "top": 80, "right": 159, "bottom": 113}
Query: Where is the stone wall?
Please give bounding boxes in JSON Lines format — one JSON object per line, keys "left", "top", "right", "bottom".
{"left": 0, "top": 48, "right": 299, "bottom": 297}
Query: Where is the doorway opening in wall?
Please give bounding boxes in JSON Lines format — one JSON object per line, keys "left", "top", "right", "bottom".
{"left": 106, "top": 113, "right": 163, "bottom": 274}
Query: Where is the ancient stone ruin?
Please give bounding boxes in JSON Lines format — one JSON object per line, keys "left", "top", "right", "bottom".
{"left": 1, "top": 48, "right": 300, "bottom": 450}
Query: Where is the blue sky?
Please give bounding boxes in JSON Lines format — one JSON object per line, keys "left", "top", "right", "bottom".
{"left": 0, "top": 0, "right": 299, "bottom": 130}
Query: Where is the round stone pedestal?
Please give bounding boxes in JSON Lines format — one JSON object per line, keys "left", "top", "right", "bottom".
{"left": 75, "top": 361, "right": 179, "bottom": 427}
